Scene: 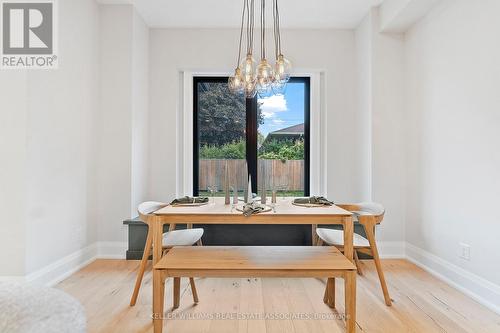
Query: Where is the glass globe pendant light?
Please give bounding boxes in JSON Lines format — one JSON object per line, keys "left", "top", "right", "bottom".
{"left": 231, "top": 0, "right": 257, "bottom": 98}
{"left": 228, "top": 67, "right": 244, "bottom": 94}
{"left": 228, "top": 0, "right": 249, "bottom": 95}
{"left": 271, "top": 77, "right": 286, "bottom": 95}
{"left": 256, "top": 59, "right": 273, "bottom": 93}
{"left": 243, "top": 79, "right": 257, "bottom": 98}
{"left": 242, "top": 0, "right": 257, "bottom": 98}
{"left": 229, "top": 0, "right": 291, "bottom": 98}
{"left": 274, "top": 54, "right": 291, "bottom": 83}
{"left": 240, "top": 54, "right": 257, "bottom": 86}
{"left": 255, "top": 0, "right": 274, "bottom": 95}
{"left": 272, "top": 0, "right": 291, "bottom": 87}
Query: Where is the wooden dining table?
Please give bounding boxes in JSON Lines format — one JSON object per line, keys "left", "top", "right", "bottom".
{"left": 152, "top": 197, "right": 354, "bottom": 264}
{"left": 151, "top": 197, "right": 355, "bottom": 329}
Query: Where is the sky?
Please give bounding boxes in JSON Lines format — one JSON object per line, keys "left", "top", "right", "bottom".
{"left": 258, "top": 82, "right": 305, "bottom": 137}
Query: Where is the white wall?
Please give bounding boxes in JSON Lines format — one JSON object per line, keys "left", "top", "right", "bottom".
{"left": 355, "top": 13, "right": 373, "bottom": 203}
{"left": 149, "top": 28, "right": 362, "bottom": 203}
{"left": 97, "top": 5, "right": 133, "bottom": 244}
{"left": 131, "top": 10, "right": 150, "bottom": 217}
{"left": 380, "top": 0, "right": 442, "bottom": 33}
{"left": 0, "top": 1, "right": 149, "bottom": 278}
{"left": 405, "top": 0, "right": 500, "bottom": 286}
{"left": 0, "top": 72, "right": 28, "bottom": 276}
{"left": 355, "top": 9, "right": 406, "bottom": 243}
{"left": 371, "top": 10, "right": 406, "bottom": 243}
{"left": 25, "top": 0, "right": 101, "bottom": 274}
{"left": 97, "top": 4, "right": 150, "bottom": 244}
{"left": 0, "top": 0, "right": 101, "bottom": 276}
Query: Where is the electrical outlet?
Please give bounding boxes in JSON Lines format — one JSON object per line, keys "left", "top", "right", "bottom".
{"left": 459, "top": 243, "right": 471, "bottom": 261}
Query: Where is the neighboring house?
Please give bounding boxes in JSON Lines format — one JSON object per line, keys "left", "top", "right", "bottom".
{"left": 263, "top": 123, "right": 304, "bottom": 144}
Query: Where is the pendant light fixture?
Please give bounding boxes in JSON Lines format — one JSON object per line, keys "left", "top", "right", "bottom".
{"left": 228, "top": 0, "right": 291, "bottom": 98}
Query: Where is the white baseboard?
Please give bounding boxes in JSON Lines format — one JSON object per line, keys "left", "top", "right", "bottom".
{"left": 377, "top": 241, "right": 406, "bottom": 259}
{"left": 25, "top": 241, "right": 127, "bottom": 287}
{"left": 96, "top": 241, "right": 128, "bottom": 259}
{"left": 406, "top": 242, "right": 500, "bottom": 315}
{"left": 26, "top": 243, "right": 98, "bottom": 287}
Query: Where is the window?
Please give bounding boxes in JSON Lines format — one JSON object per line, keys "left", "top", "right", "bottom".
{"left": 193, "top": 77, "right": 310, "bottom": 197}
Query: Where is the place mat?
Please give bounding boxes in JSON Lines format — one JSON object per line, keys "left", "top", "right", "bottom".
{"left": 293, "top": 196, "right": 334, "bottom": 207}
{"left": 170, "top": 196, "right": 209, "bottom": 207}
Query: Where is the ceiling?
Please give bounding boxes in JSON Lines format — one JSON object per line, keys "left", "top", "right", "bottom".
{"left": 99, "top": 0, "right": 384, "bottom": 29}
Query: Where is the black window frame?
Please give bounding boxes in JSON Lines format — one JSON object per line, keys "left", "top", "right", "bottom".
{"left": 193, "top": 76, "right": 310, "bottom": 197}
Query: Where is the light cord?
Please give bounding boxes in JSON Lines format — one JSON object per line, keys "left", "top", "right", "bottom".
{"left": 245, "top": 0, "right": 250, "bottom": 54}
{"left": 250, "top": 0, "right": 255, "bottom": 54}
{"left": 276, "top": 0, "right": 282, "bottom": 55}
{"left": 260, "top": 0, "right": 266, "bottom": 59}
{"left": 237, "top": 0, "right": 247, "bottom": 67}
{"left": 272, "top": 0, "right": 278, "bottom": 59}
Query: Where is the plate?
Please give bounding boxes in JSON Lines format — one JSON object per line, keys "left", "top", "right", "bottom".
{"left": 235, "top": 204, "right": 273, "bottom": 213}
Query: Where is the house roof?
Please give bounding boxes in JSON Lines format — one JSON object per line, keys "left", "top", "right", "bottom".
{"left": 269, "top": 123, "right": 304, "bottom": 135}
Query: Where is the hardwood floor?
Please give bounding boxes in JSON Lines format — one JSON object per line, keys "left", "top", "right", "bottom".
{"left": 57, "top": 259, "right": 500, "bottom": 333}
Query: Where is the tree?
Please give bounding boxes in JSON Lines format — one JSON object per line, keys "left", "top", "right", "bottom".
{"left": 198, "top": 83, "right": 264, "bottom": 146}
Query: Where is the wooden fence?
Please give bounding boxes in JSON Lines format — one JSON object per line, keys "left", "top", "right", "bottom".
{"left": 199, "top": 159, "right": 304, "bottom": 191}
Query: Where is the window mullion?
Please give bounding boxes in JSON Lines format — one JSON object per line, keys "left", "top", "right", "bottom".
{"left": 245, "top": 97, "right": 258, "bottom": 194}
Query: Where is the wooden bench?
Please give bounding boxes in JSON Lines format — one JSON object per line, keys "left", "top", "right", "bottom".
{"left": 152, "top": 246, "right": 357, "bottom": 333}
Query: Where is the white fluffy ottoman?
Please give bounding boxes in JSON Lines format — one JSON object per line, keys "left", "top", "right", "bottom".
{"left": 0, "top": 282, "right": 86, "bottom": 333}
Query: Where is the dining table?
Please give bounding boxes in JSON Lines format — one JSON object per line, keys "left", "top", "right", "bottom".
{"left": 151, "top": 197, "right": 354, "bottom": 265}
{"left": 151, "top": 197, "right": 355, "bottom": 329}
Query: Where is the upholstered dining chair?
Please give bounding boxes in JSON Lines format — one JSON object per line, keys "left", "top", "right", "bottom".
{"left": 316, "top": 202, "right": 392, "bottom": 306}
{"left": 130, "top": 201, "right": 204, "bottom": 307}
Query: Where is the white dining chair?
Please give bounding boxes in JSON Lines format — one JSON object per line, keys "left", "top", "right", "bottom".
{"left": 130, "top": 201, "right": 204, "bottom": 307}
{"left": 316, "top": 202, "right": 392, "bottom": 306}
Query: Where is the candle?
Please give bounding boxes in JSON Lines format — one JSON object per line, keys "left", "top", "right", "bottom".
{"left": 246, "top": 175, "right": 252, "bottom": 203}
{"left": 224, "top": 161, "right": 230, "bottom": 205}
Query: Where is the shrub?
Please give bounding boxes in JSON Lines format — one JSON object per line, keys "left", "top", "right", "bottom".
{"left": 200, "top": 139, "right": 245, "bottom": 159}
{"left": 259, "top": 139, "right": 304, "bottom": 161}
{"left": 200, "top": 138, "right": 304, "bottom": 161}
